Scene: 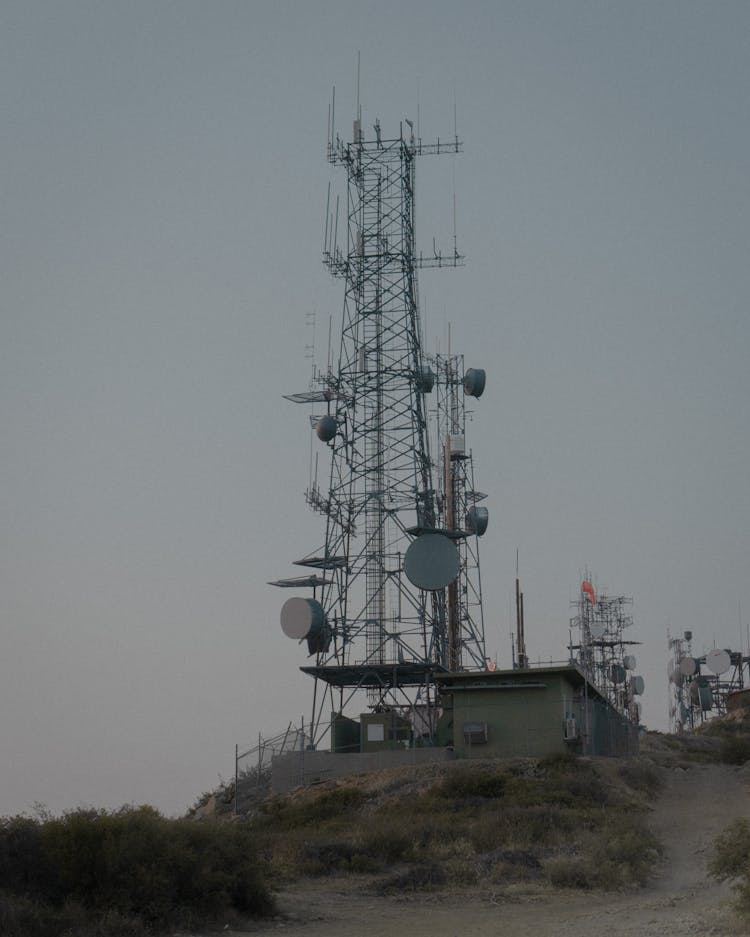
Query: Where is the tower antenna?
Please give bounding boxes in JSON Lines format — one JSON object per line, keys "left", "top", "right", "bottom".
{"left": 275, "top": 99, "right": 484, "bottom": 751}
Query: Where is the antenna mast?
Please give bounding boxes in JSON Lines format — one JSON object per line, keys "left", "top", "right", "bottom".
{"left": 275, "top": 94, "right": 488, "bottom": 749}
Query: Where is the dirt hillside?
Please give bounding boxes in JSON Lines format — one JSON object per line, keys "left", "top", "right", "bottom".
{"left": 226, "top": 760, "right": 750, "bottom": 937}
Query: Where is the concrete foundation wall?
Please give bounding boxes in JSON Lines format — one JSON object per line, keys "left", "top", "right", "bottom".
{"left": 271, "top": 746, "right": 455, "bottom": 795}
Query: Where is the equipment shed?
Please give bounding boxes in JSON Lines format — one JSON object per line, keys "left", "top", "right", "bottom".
{"left": 435, "top": 665, "right": 637, "bottom": 758}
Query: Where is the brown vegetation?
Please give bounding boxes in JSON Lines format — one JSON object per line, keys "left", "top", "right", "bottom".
{"left": 250, "top": 752, "right": 663, "bottom": 894}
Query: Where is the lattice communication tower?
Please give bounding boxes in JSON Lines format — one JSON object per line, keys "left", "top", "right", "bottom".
{"left": 668, "top": 631, "right": 749, "bottom": 731}
{"left": 272, "top": 103, "right": 489, "bottom": 748}
{"left": 569, "top": 578, "right": 643, "bottom": 723}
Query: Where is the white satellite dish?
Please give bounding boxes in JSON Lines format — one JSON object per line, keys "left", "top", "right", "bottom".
{"left": 589, "top": 622, "right": 606, "bottom": 640}
{"left": 679, "top": 656, "right": 697, "bottom": 677}
{"left": 404, "top": 533, "right": 459, "bottom": 591}
{"left": 705, "top": 648, "right": 731, "bottom": 676}
{"left": 280, "top": 596, "right": 327, "bottom": 640}
{"left": 623, "top": 654, "right": 636, "bottom": 671}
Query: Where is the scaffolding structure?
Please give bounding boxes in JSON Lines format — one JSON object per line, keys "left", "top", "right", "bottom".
{"left": 273, "top": 106, "right": 488, "bottom": 748}
{"left": 667, "top": 630, "right": 749, "bottom": 731}
{"left": 569, "top": 579, "right": 643, "bottom": 723}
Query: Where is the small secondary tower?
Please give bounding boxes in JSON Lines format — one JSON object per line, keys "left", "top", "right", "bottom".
{"left": 668, "top": 630, "right": 749, "bottom": 731}
{"left": 569, "top": 578, "right": 644, "bottom": 723}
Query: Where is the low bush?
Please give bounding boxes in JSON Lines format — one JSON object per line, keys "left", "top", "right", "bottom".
{"left": 546, "top": 814, "right": 659, "bottom": 891}
{"left": 376, "top": 863, "right": 447, "bottom": 894}
{"left": 617, "top": 758, "right": 663, "bottom": 796}
{"left": 719, "top": 735, "right": 750, "bottom": 766}
{"left": 250, "top": 757, "right": 663, "bottom": 894}
{"left": 538, "top": 751, "right": 580, "bottom": 774}
{"left": 594, "top": 816, "right": 661, "bottom": 887}
{"left": 437, "top": 768, "right": 507, "bottom": 800}
{"left": 710, "top": 817, "right": 750, "bottom": 917}
{"left": 258, "top": 786, "right": 366, "bottom": 830}
{"left": 0, "top": 807, "right": 273, "bottom": 935}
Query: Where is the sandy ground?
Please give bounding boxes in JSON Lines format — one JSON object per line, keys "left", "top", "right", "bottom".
{"left": 213, "top": 763, "right": 750, "bottom": 937}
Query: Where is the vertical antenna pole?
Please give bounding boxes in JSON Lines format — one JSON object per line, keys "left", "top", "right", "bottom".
{"left": 453, "top": 86, "right": 458, "bottom": 145}
{"left": 416, "top": 80, "right": 421, "bottom": 147}
{"left": 327, "top": 314, "right": 333, "bottom": 375}
{"left": 333, "top": 195, "right": 340, "bottom": 258}
{"left": 356, "top": 51, "right": 361, "bottom": 122}
{"left": 234, "top": 743, "right": 238, "bottom": 816}
{"left": 324, "top": 182, "right": 331, "bottom": 254}
{"left": 452, "top": 164, "right": 458, "bottom": 258}
{"left": 515, "top": 548, "right": 527, "bottom": 669}
{"left": 515, "top": 574, "right": 521, "bottom": 669}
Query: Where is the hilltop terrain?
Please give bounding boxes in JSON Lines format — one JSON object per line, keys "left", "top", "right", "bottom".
{"left": 205, "top": 722, "right": 750, "bottom": 937}
{"left": 237, "top": 761, "right": 749, "bottom": 937}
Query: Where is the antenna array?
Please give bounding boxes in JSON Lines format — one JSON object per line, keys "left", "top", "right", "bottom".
{"left": 667, "top": 631, "right": 749, "bottom": 731}
{"left": 569, "top": 578, "right": 644, "bottom": 723}
{"left": 273, "top": 98, "right": 488, "bottom": 748}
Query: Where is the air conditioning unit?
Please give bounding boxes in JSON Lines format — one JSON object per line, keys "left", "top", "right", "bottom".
{"left": 563, "top": 717, "right": 579, "bottom": 741}
{"left": 463, "top": 721, "right": 488, "bottom": 744}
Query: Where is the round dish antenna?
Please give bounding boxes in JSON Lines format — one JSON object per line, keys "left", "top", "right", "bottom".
{"left": 280, "top": 596, "right": 331, "bottom": 654}
{"left": 466, "top": 505, "right": 489, "bottom": 536}
{"left": 630, "top": 674, "right": 645, "bottom": 696}
{"left": 589, "top": 622, "right": 606, "bottom": 640}
{"left": 623, "top": 654, "right": 637, "bottom": 671}
{"left": 669, "top": 665, "right": 684, "bottom": 686}
{"left": 404, "top": 533, "right": 460, "bottom": 590}
{"left": 280, "top": 596, "right": 327, "bottom": 639}
{"left": 463, "top": 367, "right": 486, "bottom": 398}
{"left": 705, "top": 648, "right": 731, "bottom": 675}
{"left": 611, "top": 663, "right": 626, "bottom": 684}
{"left": 679, "top": 656, "right": 697, "bottom": 677}
{"left": 315, "top": 414, "right": 337, "bottom": 442}
{"left": 415, "top": 365, "right": 434, "bottom": 393}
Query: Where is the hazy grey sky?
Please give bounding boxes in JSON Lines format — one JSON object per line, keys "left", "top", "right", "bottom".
{"left": 2, "top": 1, "right": 749, "bottom": 817}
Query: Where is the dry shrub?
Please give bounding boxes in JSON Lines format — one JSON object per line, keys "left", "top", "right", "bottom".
{"left": 375, "top": 864, "right": 447, "bottom": 894}
{"left": 0, "top": 808, "right": 273, "bottom": 935}
{"left": 247, "top": 755, "right": 663, "bottom": 894}
{"left": 720, "top": 735, "right": 750, "bottom": 766}
{"left": 546, "top": 813, "right": 660, "bottom": 890}
{"left": 617, "top": 758, "right": 663, "bottom": 796}
{"left": 258, "top": 786, "right": 366, "bottom": 830}
{"left": 436, "top": 768, "right": 507, "bottom": 800}
{"left": 710, "top": 818, "right": 750, "bottom": 917}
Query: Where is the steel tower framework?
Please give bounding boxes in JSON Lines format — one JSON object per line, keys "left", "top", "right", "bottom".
{"left": 667, "top": 631, "right": 749, "bottom": 732}
{"left": 569, "top": 581, "right": 643, "bottom": 722}
{"left": 274, "top": 114, "right": 488, "bottom": 747}
{"left": 431, "top": 352, "right": 488, "bottom": 673}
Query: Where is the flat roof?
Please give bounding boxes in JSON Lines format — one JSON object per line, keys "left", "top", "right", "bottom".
{"left": 434, "top": 664, "right": 608, "bottom": 702}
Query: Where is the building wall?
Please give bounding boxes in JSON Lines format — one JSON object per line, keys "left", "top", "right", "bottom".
{"left": 448, "top": 674, "right": 582, "bottom": 759}
{"left": 443, "top": 670, "right": 638, "bottom": 759}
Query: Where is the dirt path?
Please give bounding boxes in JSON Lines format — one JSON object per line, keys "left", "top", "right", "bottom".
{"left": 223, "top": 763, "right": 750, "bottom": 937}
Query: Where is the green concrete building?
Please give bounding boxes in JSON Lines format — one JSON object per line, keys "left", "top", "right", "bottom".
{"left": 435, "top": 665, "right": 637, "bottom": 758}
